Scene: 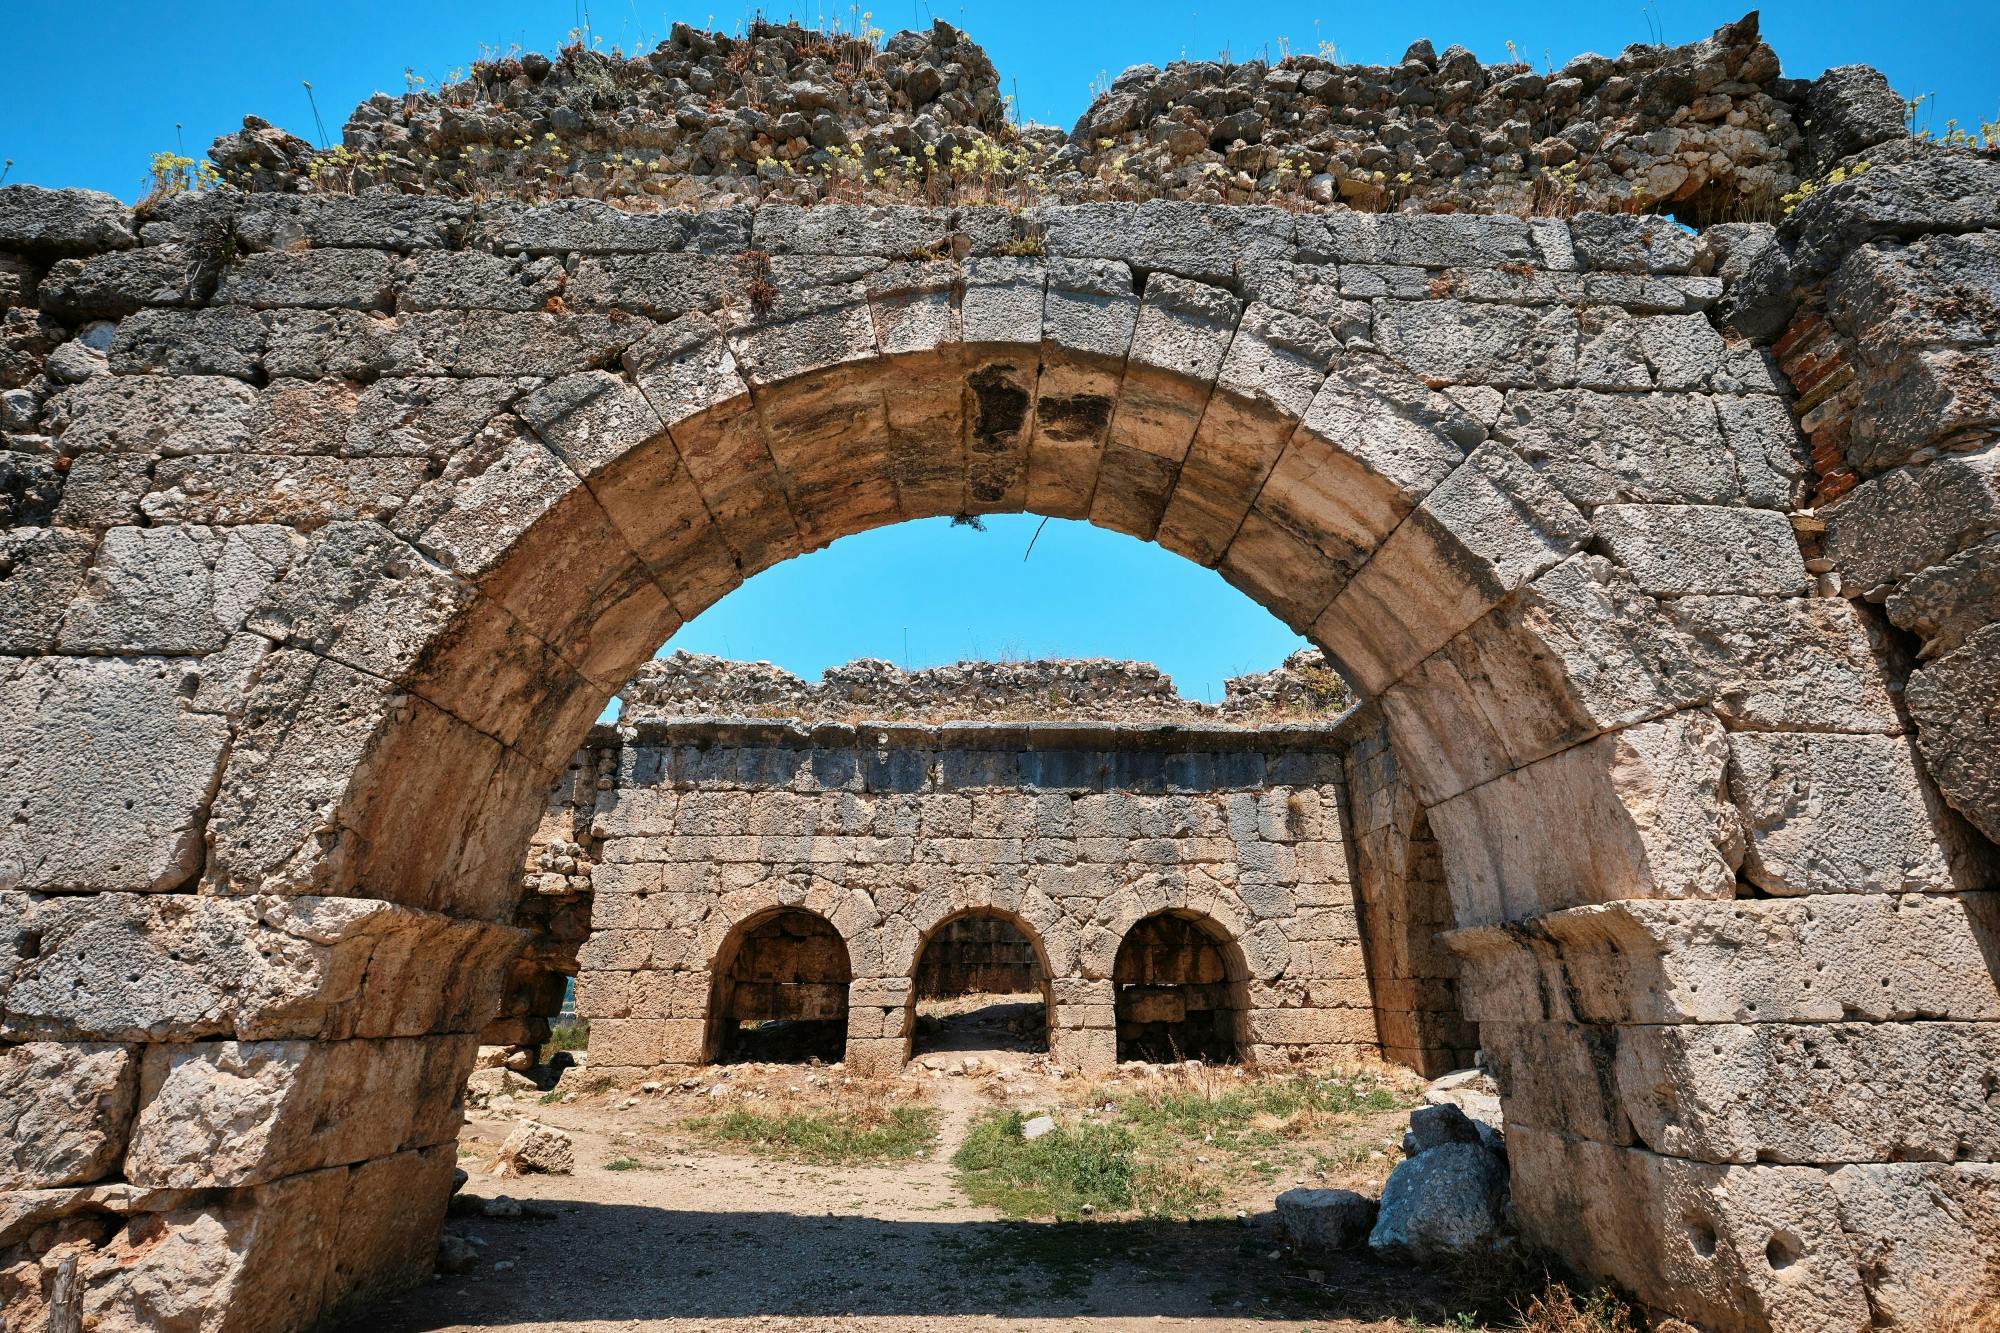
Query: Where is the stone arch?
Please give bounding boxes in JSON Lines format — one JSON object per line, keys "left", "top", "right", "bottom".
{"left": 899, "top": 906, "right": 1055, "bottom": 1060}
{"left": 703, "top": 905, "right": 853, "bottom": 1063}
{"left": 11, "top": 183, "right": 1996, "bottom": 1330}
{"left": 1110, "top": 909, "right": 1253, "bottom": 1064}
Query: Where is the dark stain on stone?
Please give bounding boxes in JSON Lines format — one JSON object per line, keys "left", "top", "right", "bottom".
{"left": 1038, "top": 393, "right": 1113, "bottom": 441}
{"left": 966, "top": 366, "right": 1029, "bottom": 453}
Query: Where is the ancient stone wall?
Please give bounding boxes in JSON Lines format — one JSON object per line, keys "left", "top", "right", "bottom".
{"left": 2, "top": 17, "right": 1999, "bottom": 1325}
{"left": 547, "top": 712, "right": 1377, "bottom": 1075}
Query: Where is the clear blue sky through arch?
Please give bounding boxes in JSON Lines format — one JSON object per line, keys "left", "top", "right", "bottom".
{"left": 658, "top": 516, "right": 1310, "bottom": 702}
{"left": 5, "top": 2, "right": 1995, "bottom": 696}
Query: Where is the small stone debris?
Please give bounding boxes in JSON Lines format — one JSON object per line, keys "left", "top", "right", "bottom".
{"left": 493, "top": 1121, "right": 575, "bottom": 1177}
{"left": 1021, "top": 1114, "right": 1057, "bottom": 1140}
{"left": 435, "top": 1234, "right": 478, "bottom": 1275}
{"left": 1276, "top": 1188, "right": 1378, "bottom": 1253}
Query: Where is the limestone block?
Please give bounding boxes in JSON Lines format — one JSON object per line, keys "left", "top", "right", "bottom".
{"left": 1027, "top": 258, "right": 1138, "bottom": 518}
{"left": 1501, "top": 389, "right": 1752, "bottom": 510}
{"left": 1593, "top": 504, "right": 1807, "bottom": 596}
{"left": 1157, "top": 303, "right": 1335, "bottom": 565}
{"left": 386, "top": 310, "right": 644, "bottom": 377}
{"left": 0, "top": 656, "right": 229, "bottom": 893}
{"left": 1907, "top": 623, "right": 2000, "bottom": 842}
{"left": 1094, "top": 274, "right": 1241, "bottom": 539}
{"left": 393, "top": 423, "right": 677, "bottom": 689}
{"left": 249, "top": 522, "right": 598, "bottom": 763}
{"left": 400, "top": 251, "right": 565, "bottom": 312}
{"left": 347, "top": 375, "right": 535, "bottom": 457}
{"left": 1831, "top": 1162, "right": 2000, "bottom": 1328}
{"left": 0, "top": 891, "right": 521, "bottom": 1042}
{"left": 1508, "top": 1127, "right": 1872, "bottom": 1333}
{"left": 323, "top": 1145, "right": 458, "bottom": 1313}
{"left": 0, "top": 1042, "right": 137, "bottom": 1188}
{"left": 1480, "top": 1020, "right": 1634, "bottom": 1148}
{"left": 79, "top": 1164, "right": 349, "bottom": 1333}
{"left": 1886, "top": 533, "right": 2000, "bottom": 659}
{"left": 0, "top": 185, "right": 135, "bottom": 256}
{"left": 1427, "top": 710, "right": 1742, "bottom": 926}
{"left": 141, "top": 454, "right": 430, "bottom": 527}
{"left": 1380, "top": 554, "right": 1703, "bottom": 801}
{"left": 1616, "top": 1021, "right": 2000, "bottom": 1166}
{"left": 1846, "top": 347, "right": 2000, "bottom": 473}
{"left": 1374, "top": 300, "right": 1579, "bottom": 388}
{"left": 215, "top": 248, "right": 400, "bottom": 310}
{"left": 0, "top": 527, "right": 93, "bottom": 653}
{"left": 626, "top": 314, "right": 799, "bottom": 573}
{"left": 49, "top": 373, "right": 258, "bottom": 455}
{"left": 1568, "top": 213, "right": 1697, "bottom": 274}
{"left": 475, "top": 197, "right": 692, "bottom": 254}
{"left": 58, "top": 524, "right": 299, "bottom": 655}
{"left": 110, "top": 306, "right": 268, "bottom": 378}
{"left": 36, "top": 246, "right": 203, "bottom": 318}
{"left": 1043, "top": 201, "right": 1293, "bottom": 284}
{"left": 1668, "top": 595, "right": 1903, "bottom": 735}
{"left": 1366, "top": 1142, "right": 1507, "bottom": 1259}
{"left": 752, "top": 203, "right": 946, "bottom": 256}
{"left": 568, "top": 252, "right": 734, "bottom": 317}
{"left": 1447, "top": 892, "right": 2000, "bottom": 1027}
{"left": 1726, "top": 732, "right": 1993, "bottom": 895}
{"left": 1824, "top": 443, "right": 2000, "bottom": 593}
{"left": 125, "top": 1034, "right": 475, "bottom": 1188}
{"left": 1826, "top": 231, "right": 2000, "bottom": 365}
{"left": 1314, "top": 441, "right": 1590, "bottom": 694}
{"left": 1576, "top": 310, "right": 1727, "bottom": 391}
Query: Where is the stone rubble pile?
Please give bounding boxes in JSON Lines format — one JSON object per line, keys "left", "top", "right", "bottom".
{"left": 196, "top": 14, "right": 1942, "bottom": 219}
{"left": 1277, "top": 1067, "right": 1509, "bottom": 1262}
{"left": 618, "top": 649, "right": 1351, "bottom": 724}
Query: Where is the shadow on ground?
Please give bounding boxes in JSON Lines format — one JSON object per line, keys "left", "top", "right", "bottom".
{"left": 345, "top": 1204, "right": 1515, "bottom": 1329}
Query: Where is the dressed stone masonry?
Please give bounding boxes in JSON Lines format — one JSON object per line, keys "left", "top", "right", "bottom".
{"left": 2, "top": 14, "right": 2000, "bottom": 1331}
{"left": 506, "top": 653, "right": 1404, "bottom": 1077}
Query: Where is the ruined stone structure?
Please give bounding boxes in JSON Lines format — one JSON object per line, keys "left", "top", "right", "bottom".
{"left": 508, "top": 673, "right": 1408, "bottom": 1077}
{"left": 3, "top": 12, "right": 2000, "bottom": 1331}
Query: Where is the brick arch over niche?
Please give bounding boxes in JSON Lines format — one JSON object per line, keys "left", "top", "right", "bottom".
{"left": 5, "top": 157, "right": 2000, "bottom": 1330}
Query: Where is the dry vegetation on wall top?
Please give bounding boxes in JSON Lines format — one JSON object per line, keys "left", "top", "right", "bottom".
{"left": 168, "top": 12, "right": 1995, "bottom": 221}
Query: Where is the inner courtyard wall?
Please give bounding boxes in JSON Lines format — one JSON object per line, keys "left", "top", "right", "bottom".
{"left": 530, "top": 697, "right": 1416, "bottom": 1077}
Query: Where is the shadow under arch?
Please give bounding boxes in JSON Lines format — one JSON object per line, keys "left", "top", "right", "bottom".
{"left": 901, "top": 905, "right": 1055, "bottom": 1061}
{"left": 1110, "top": 909, "right": 1252, "bottom": 1065}
{"left": 704, "top": 904, "right": 853, "bottom": 1064}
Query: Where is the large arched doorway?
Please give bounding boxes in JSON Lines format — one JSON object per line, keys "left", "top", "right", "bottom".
{"left": 1111, "top": 911, "right": 1249, "bottom": 1065}
{"left": 906, "top": 909, "right": 1051, "bottom": 1059}
{"left": 705, "top": 907, "right": 852, "bottom": 1064}
{"left": 21, "top": 186, "right": 1990, "bottom": 1332}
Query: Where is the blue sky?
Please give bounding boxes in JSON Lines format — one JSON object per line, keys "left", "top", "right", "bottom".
{"left": 6, "top": 2, "right": 1995, "bottom": 698}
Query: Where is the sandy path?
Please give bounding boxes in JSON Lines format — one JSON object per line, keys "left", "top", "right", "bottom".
{"left": 348, "top": 1024, "right": 1479, "bottom": 1332}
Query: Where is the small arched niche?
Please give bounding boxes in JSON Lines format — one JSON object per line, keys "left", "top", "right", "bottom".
{"left": 1112, "top": 911, "right": 1249, "bottom": 1065}
{"left": 706, "top": 908, "right": 851, "bottom": 1064}
{"left": 907, "top": 909, "right": 1051, "bottom": 1058}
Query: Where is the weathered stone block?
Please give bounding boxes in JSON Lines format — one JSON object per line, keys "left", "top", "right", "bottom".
{"left": 1905, "top": 621, "right": 2000, "bottom": 843}
{"left": 1727, "top": 731, "right": 1993, "bottom": 895}
{"left": 0, "top": 1042, "right": 137, "bottom": 1188}
{"left": 1428, "top": 710, "right": 1742, "bottom": 926}
{"left": 0, "top": 656, "right": 230, "bottom": 892}
{"left": 0, "top": 185, "right": 135, "bottom": 257}
{"left": 1593, "top": 504, "right": 1808, "bottom": 595}
{"left": 125, "top": 1034, "right": 475, "bottom": 1188}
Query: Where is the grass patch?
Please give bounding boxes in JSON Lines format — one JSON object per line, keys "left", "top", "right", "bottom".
{"left": 546, "top": 1020, "right": 589, "bottom": 1053}
{"left": 1118, "top": 1070, "right": 1406, "bottom": 1152}
{"left": 603, "top": 1155, "right": 653, "bottom": 1171}
{"left": 954, "top": 1111, "right": 1136, "bottom": 1220}
{"left": 956, "top": 1069, "right": 1416, "bottom": 1223}
{"left": 689, "top": 1104, "right": 938, "bottom": 1166}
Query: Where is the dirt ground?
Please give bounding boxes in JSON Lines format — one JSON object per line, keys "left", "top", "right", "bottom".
{"left": 349, "top": 1002, "right": 1522, "bottom": 1333}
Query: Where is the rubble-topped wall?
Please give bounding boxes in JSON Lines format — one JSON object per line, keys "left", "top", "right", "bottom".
{"left": 196, "top": 14, "right": 1934, "bottom": 221}
{"left": 618, "top": 649, "right": 1350, "bottom": 723}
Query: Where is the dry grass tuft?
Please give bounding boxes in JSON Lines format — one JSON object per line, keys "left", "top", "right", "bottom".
{"left": 1511, "top": 1279, "right": 1639, "bottom": 1333}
